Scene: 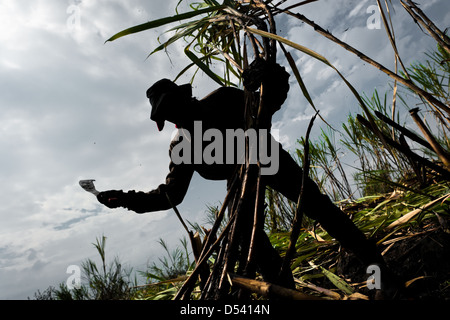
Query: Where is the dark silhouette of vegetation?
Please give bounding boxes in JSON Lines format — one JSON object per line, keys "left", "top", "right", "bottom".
{"left": 33, "top": 236, "right": 136, "bottom": 300}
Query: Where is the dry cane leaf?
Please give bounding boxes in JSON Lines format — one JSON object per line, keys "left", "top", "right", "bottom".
{"left": 386, "top": 193, "right": 449, "bottom": 230}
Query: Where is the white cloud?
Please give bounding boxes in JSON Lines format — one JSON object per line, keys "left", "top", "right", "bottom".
{"left": 0, "top": 0, "right": 195, "bottom": 299}
{"left": 349, "top": 0, "right": 370, "bottom": 18}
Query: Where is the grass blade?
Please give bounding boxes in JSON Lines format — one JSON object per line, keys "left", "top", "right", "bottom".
{"left": 319, "top": 266, "right": 354, "bottom": 296}
{"left": 184, "top": 48, "right": 225, "bottom": 86}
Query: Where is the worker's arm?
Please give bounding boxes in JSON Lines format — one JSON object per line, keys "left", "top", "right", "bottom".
{"left": 97, "top": 140, "right": 194, "bottom": 214}
{"left": 125, "top": 160, "right": 193, "bottom": 213}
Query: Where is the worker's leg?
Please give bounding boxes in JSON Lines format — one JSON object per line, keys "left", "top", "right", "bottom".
{"left": 252, "top": 229, "right": 296, "bottom": 288}
{"left": 263, "top": 145, "right": 385, "bottom": 267}
{"left": 226, "top": 171, "right": 295, "bottom": 289}
{"left": 264, "top": 145, "right": 406, "bottom": 298}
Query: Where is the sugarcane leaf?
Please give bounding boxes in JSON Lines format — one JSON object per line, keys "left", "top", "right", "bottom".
{"left": 245, "top": 27, "right": 376, "bottom": 121}
{"left": 185, "top": 48, "right": 225, "bottom": 86}
{"left": 106, "top": 5, "right": 226, "bottom": 42}
{"left": 246, "top": 27, "right": 330, "bottom": 65}
{"left": 149, "top": 20, "right": 211, "bottom": 56}
{"left": 319, "top": 266, "right": 354, "bottom": 295}
{"left": 283, "top": 50, "right": 315, "bottom": 108}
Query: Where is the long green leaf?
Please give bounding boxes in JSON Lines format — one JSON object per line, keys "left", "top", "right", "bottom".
{"left": 245, "top": 28, "right": 371, "bottom": 112}
{"left": 185, "top": 48, "right": 225, "bottom": 86}
{"left": 284, "top": 50, "right": 315, "bottom": 108}
{"left": 319, "top": 266, "right": 354, "bottom": 295}
{"left": 281, "top": 47, "right": 335, "bottom": 129}
{"left": 149, "top": 20, "right": 211, "bottom": 56}
{"left": 106, "top": 5, "right": 226, "bottom": 42}
{"left": 246, "top": 27, "right": 329, "bottom": 65}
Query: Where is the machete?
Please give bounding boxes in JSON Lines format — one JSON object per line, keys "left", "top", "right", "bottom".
{"left": 79, "top": 179, "right": 100, "bottom": 196}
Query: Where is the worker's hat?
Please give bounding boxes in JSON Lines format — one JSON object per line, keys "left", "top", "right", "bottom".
{"left": 146, "top": 79, "right": 192, "bottom": 131}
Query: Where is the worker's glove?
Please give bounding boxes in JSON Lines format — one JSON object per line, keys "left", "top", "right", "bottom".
{"left": 264, "top": 63, "right": 290, "bottom": 89}
{"left": 242, "top": 58, "right": 267, "bottom": 91}
{"left": 242, "top": 58, "right": 290, "bottom": 92}
{"left": 97, "top": 190, "right": 126, "bottom": 209}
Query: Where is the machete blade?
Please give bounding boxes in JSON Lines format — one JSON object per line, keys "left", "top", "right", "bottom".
{"left": 79, "top": 179, "right": 100, "bottom": 196}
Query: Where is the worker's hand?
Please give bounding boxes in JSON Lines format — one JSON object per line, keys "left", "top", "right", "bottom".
{"left": 97, "top": 190, "right": 125, "bottom": 209}
{"left": 243, "top": 59, "right": 289, "bottom": 92}
{"left": 242, "top": 58, "right": 267, "bottom": 91}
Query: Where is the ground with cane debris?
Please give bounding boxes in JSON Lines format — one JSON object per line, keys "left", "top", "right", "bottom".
{"left": 295, "top": 190, "right": 450, "bottom": 301}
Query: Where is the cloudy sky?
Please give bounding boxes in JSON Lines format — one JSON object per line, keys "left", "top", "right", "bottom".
{"left": 0, "top": 0, "right": 448, "bottom": 299}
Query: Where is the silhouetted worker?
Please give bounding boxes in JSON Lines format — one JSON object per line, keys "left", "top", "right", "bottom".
{"left": 97, "top": 60, "right": 397, "bottom": 297}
